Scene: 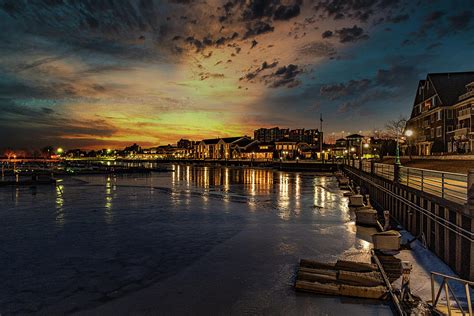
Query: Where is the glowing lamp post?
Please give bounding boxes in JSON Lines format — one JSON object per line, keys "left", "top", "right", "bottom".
{"left": 405, "top": 129, "right": 414, "bottom": 160}
{"left": 363, "top": 142, "right": 369, "bottom": 159}
{"left": 56, "top": 147, "right": 63, "bottom": 155}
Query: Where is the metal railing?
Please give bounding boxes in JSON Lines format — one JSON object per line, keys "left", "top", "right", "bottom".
{"left": 348, "top": 161, "right": 468, "bottom": 205}
{"left": 374, "top": 163, "right": 394, "bottom": 180}
{"left": 344, "top": 167, "right": 474, "bottom": 243}
{"left": 354, "top": 160, "right": 360, "bottom": 169}
{"left": 458, "top": 107, "right": 474, "bottom": 117}
{"left": 399, "top": 167, "right": 467, "bottom": 204}
{"left": 361, "top": 160, "right": 371, "bottom": 173}
{"left": 431, "top": 271, "right": 473, "bottom": 316}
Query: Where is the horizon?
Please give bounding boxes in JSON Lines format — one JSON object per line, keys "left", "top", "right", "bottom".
{"left": 1, "top": 0, "right": 474, "bottom": 150}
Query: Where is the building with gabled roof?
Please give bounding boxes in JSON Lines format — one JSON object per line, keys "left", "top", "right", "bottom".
{"left": 405, "top": 72, "right": 474, "bottom": 155}
{"left": 195, "top": 136, "right": 250, "bottom": 159}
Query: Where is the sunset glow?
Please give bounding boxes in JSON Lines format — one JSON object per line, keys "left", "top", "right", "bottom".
{"left": 1, "top": 0, "right": 473, "bottom": 149}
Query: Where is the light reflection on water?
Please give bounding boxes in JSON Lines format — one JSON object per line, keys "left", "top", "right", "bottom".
{"left": 167, "top": 165, "right": 338, "bottom": 221}
{"left": 104, "top": 176, "right": 114, "bottom": 224}
{"left": 0, "top": 164, "right": 384, "bottom": 315}
{"left": 55, "top": 184, "right": 64, "bottom": 226}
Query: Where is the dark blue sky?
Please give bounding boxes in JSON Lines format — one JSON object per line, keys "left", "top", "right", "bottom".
{"left": 1, "top": 0, "right": 473, "bottom": 149}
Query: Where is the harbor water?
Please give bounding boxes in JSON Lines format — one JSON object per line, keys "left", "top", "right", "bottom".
{"left": 0, "top": 165, "right": 392, "bottom": 315}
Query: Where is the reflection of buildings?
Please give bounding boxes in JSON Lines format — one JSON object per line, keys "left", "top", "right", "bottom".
{"left": 172, "top": 165, "right": 274, "bottom": 195}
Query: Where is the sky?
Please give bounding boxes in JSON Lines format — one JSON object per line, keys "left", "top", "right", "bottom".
{"left": 1, "top": 0, "right": 473, "bottom": 150}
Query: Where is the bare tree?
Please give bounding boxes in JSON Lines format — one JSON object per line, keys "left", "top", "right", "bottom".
{"left": 385, "top": 116, "right": 407, "bottom": 140}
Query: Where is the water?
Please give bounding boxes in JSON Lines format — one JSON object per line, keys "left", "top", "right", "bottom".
{"left": 0, "top": 165, "right": 392, "bottom": 315}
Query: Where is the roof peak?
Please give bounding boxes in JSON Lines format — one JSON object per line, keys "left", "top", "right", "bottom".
{"left": 427, "top": 71, "right": 474, "bottom": 76}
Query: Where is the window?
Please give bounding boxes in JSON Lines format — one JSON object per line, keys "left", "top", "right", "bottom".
{"left": 431, "top": 128, "right": 435, "bottom": 138}
{"left": 436, "top": 126, "right": 442, "bottom": 137}
{"left": 447, "top": 125, "right": 453, "bottom": 132}
{"left": 437, "top": 111, "right": 442, "bottom": 121}
{"left": 447, "top": 109, "right": 453, "bottom": 119}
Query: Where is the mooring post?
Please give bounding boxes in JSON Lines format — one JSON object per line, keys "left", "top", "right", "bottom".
{"left": 467, "top": 169, "right": 474, "bottom": 281}
{"left": 370, "top": 160, "right": 375, "bottom": 175}
{"left": 394, "top": 163, "right": 400, "bottom": 183}
{"left": 383, "top": 210, "right": 390, "bottom": 231}
{"left": 467, "top": 170, "right": 474, "bottom": 216}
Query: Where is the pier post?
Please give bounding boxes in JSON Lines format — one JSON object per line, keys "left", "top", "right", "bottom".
{"left": 467, "top": 170, "right": 474, "bottom": 217}
{"left": 393, "top": 163, "right": 400, "bottom": 183}
{"left": 467, "top": 170, "right": 474, "bottom": 280}
{"left": 370, "top": 160, "right": 375, "bottom": 175}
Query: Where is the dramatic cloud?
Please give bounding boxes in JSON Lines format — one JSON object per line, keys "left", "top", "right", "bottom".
{"left": 322, "top": 30, "right": 334, "bottom": 38}
{"left": 244, "top": 21, "right": 275, "bottom": 38}
{"left": 266, "top": 64, "right": 301, "bottom": 88}
{"left": 273, "top": 4, "right": 301, "bottom": 20}
{"left": 0, "top": 0, "right": 472, "bottom": 149}
{"left": 320, "top": 79, "right": 371, "bottom": 100}
{"left": 335, "top": 25, "right": 369, "bottom": 43}
{"left": 240, "top": 61, "right": 279, "bottom": 81}
{"left": 297, "top": 41, "right": 336, "bottom": 58}
{"left": 314, "top": 0, "right": 401, "bottom": 23}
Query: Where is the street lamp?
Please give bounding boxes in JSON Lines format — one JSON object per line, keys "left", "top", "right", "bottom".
{"left": 56, "top": 147, "right": 63, "bottom": 155}
{"left": 395, "top": 128, "right": 402, "bottom": 166}
{"left": 405, "top": 129, "right": 414, "bottom": 160}
{"left": 363, "top": 142, "right": 369, "bottom": 159}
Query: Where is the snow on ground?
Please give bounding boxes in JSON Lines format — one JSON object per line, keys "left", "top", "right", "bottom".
{"left": 392, "top": 229, "right": 472, "bottom": 308}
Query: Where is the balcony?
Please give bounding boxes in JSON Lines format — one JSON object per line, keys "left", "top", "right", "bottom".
{"left": 416, "top": 135, "right": 427, "bottom": 142}
{"left": 451, "top": 126, "right": 470, "bottom": 138}
{"left": 457, "top": 108, "right": 474, "bottom": 120}
{"left": 459, "top": 90, "right": 474, "bottom": 101}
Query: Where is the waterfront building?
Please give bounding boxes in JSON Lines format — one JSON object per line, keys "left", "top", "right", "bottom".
{"left": 216, "top": 137, "right": 250, "bottom": 159}
{"left": 234, "top": 141, "right": 274, "bottom": 160}
{"left": 346, "top": 134, "right": 364, "bottom": 158}
{"left": 254, "top": 127, "right": 323, "bottom": 148}
{"left": 274, "top": 140, "right": 298, "bottom": 159}
{"left": 195, "top": 136, "right": 250, "bottom": 159}
{"left": 196, "top": 138, "right": 220, "bottom": 159}
{"left": 405, "top": 72, "right": 474, "bottom": 155}
{"left": 230, "top": 138, "right": 257, "bottom": 159}
{"left": 447, "top": 81, "right": 474, "bottom": 153}
{"left": 333, "top": 138, "right": 348, "bottom": 158}
{"left": 177, "top": 139, "right": 195, "bottom": 149}
{"left": 254, "top": 127, "right": 289, "bottom": 143}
